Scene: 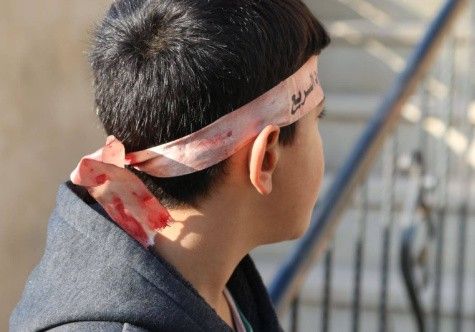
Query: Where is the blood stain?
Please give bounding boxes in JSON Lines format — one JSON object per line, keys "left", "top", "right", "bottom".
{"left": 95, "top": 174, "right": 108, "bottom": 185}
{"left": 125, "top": 155, "right": 136, "bottom": 164}
{"left": 110, "top": 196, "right": 148, "bottom": 246}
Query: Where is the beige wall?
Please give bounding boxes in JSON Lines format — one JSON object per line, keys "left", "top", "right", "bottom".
{"left": 0, "top": 1, "right": 111, "bottom": 328}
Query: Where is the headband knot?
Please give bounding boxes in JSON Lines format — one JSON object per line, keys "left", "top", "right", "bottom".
{"left": 70, "top": 136, "right": 171, "bottom": 248}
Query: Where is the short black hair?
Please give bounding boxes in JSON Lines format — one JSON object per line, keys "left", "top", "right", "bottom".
{"left": 90, "top": 0, "right": 330, "bottom": 209}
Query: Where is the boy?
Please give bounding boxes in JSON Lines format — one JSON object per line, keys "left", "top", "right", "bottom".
{"left": 10, "top": 0, "right": 330, "bottom": 331}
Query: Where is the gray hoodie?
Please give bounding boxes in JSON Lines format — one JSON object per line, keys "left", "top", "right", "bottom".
{"left": 10, "top": 182, "right": 283, "bottom": 331}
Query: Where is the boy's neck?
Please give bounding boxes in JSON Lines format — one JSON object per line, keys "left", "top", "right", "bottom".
{"left": 151, "top": 199, "right": 253, "bottom": 327}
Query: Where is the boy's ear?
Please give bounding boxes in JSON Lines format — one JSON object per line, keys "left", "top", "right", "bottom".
{"left": 248, "top": 125, "right": 281, "bottom": 195}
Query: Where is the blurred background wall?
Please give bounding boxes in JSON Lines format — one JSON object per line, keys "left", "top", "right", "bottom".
{"left": 0, "top": 1, "right": 110, "bottom": 328}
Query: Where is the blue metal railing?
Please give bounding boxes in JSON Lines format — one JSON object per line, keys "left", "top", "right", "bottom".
{"left": 268, "top": 0, "right": 468, "bottom": 318}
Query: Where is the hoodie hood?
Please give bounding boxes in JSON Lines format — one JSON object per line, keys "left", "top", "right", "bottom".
{"left": 10, "top": 181, "right": 282, "bottom": 332}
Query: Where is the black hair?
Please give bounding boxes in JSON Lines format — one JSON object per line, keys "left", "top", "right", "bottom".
{"left": 90, "top": 0, "right": 330, "bottom": 209}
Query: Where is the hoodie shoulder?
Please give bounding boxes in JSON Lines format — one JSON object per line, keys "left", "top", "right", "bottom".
{"left": 10, "top": 182, "right": 231, "bottom": 332}
{"left": 46, "top": 321, "right": 147, "bottom": 331}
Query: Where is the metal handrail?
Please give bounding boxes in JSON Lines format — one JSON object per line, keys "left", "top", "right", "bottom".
{"left": 268, "top": 0, "right": 468, "bottom": 316}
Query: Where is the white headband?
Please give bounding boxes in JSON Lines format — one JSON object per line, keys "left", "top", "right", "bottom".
{"left": 70, "top": 55, "right": 324, "bottom": 247}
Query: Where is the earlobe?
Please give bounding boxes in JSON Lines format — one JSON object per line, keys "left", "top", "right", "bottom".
{"left": 249, "top": 125, "right": 280, "bottom": 195}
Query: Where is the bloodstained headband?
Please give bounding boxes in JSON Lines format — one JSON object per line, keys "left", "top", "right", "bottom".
{"left": 70, "top": 55, "right": 324, "bottom": 248}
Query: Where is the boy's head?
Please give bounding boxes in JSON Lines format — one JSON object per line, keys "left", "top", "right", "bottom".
{"left": 89, "top": 0, "right": 330, "bottom": 218}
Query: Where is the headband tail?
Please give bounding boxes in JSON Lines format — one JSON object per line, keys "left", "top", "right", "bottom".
{"left": 70, "top": 136, "right": 172, "bottom": 248}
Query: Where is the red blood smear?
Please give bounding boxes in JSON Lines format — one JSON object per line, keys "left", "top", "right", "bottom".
{"left": 227, "top": 131, "right": 233, "bottom": 137}
{"left": 124, "top": 155, "right": 136, "bottom": 164}
{"left": 147, "top": 208, "right": 170, "bottom": 230}
{"left": 199, "top": 132, "right": 228, "bottom": 148}
{"left": 95, "top": 174, "right": 108, "bottom": 185}
{"left": 132, "top": 191, "right": 170, "bottom": 229}
{"left": 109, "top": 196, "right": 148, "bottom": 246}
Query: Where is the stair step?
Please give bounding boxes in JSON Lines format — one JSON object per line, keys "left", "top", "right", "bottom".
{"left": 252, "top": 171, "right": 475, "bottom": 273}
{"left": 303, "top": 0, "right": 370, "bottom": 21}
{"left": 322, "top": 93, "right": 381, "bottom": 122}
{"left": 252, "top": 206, "right": 475, "bottom": 274}
{"left": 319, "top": 46, "right": 407, "bottom": 95}
{"left": 321, "top": 92, "right": 472, "bottom": 124}
{"left": 325, "top": 19, "right": 471, "bottom": 47}
{"left": 277, "top": 301, "right": 474, "bottom": 332}
{"left": 278, "top": 303, "right": 418, "bottom": 332}
{"left": 320, "top": 104, "right": 475, "bottom": 173}
{"left": 303, "top": 0, "right": 439, "bottom": 22}
{"left": 327, "top": 19, "right": 424, "bottom": 46}
{"left": 318, "top": 172, "right": 475, "bottom": 217}
{"left": 253, "top": 257, "right": 475, "bottom": 318}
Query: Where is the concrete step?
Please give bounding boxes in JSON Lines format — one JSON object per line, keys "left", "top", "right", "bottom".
{"left": 322, "top": 91, "right": 473, "bottom": 124}
{"left": 318, "top": 45, "right": 409, "bottom": 95}
{"left": 303, "top": 0, "right": 372, "bottom": 22}
{"left": 319, "top": 94, "right": 475, "bottom": 174}
{"left": 303, "top": 0, "right": 441, "bottom": 22}
{"left": 325, "top": 19, "right": 472, "bottom": 47}
{"left": 252, "top": 204, "right": 475, "bottom": 275}
{"left": 319, "top": 118, "right": 419, "bottom": 172}
{"left": 319, "top": 40, "right": 473, "bottom": 99}
{"left": 278, "top": 304, "right": 418, "bottom": 332}
{"left": 326, "top": 19, "right": 425, "bottom": 46}
{"left": 311, "top": 2, "right": 473, "bottom": 95}
{"left": 319, "top": 44, "right": 473, "bottom": 97}
{"left": 253, "top": 258, "right": 475, "bottom": 319}
{"left": 276, "top": 301, "right": 474, "bottom": 332}
{"left": 322, "top": 92, "right": 381, "bottom": 122}
{"left": 253, "top": 239, "right": 475, "bottom": 332}
{"left": 252, "top": 209, "right": 475, "bottom": 330}
{"left": 252, "top": 169, "right": 475, "bottom": 273}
